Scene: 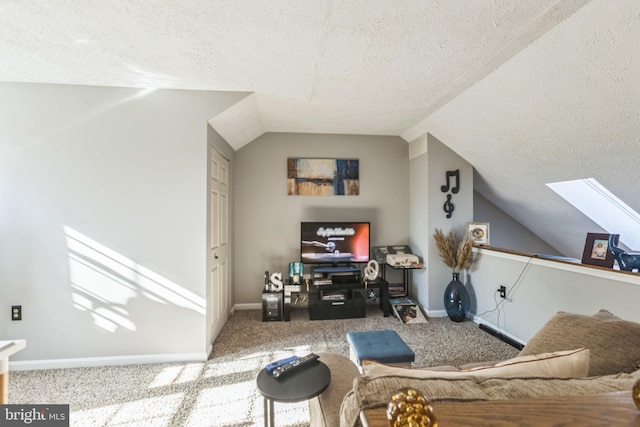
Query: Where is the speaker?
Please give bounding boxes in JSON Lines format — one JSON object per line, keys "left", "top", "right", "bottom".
{"left": 262, "top": 291, "right": 283, "bottom": 321}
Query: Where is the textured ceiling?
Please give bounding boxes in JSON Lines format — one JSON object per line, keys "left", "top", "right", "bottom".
{"left": 0, "top": 0, "right": 588, "bottom": 148}
{"left": 421, "top": 0, "right": 640, "bottom": 256}
{"left": 1, "top": 0, "right": 637, "bottom": 256}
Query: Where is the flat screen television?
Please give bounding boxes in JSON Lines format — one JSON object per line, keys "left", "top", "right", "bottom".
{"left": 300, "top": 222, "right": 370, "bottom": 264}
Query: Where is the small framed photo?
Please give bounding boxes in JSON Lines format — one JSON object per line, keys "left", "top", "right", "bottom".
{"left": 466, "top": 222, "right": 490, "bottom": 246}
{"left": 581, "top": 233, "right": 619, "bottom": 268}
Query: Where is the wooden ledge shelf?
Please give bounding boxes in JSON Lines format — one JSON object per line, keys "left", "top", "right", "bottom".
{"left": 474, "top": 245, "right": 640, "bottom": 283}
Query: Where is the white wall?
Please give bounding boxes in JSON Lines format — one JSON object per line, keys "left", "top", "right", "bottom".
{"left": 0, "top": 83, "right": 246, "bottom": 365}
{"left": 233, "top": 133, "right": 410, "bottom": 305}
{"left": 471, "top": 247, "right": 640, "bottom": 343}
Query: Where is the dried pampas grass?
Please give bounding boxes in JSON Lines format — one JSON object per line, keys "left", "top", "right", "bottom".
{"left": 434, "top": 228, "right": 474, "bottom": 272}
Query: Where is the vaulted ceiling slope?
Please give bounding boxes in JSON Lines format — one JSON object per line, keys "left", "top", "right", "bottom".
{"left": 0, "top": 0, "right": 589, "bottom": 147}
{"left": 1, "top": 0, "right": 638, "bottom": 258}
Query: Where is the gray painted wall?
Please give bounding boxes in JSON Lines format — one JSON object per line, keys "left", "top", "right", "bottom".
{"left": 0, "top": 82, "right": 246, "bottom": 364}
{"left": 232, "top": 133, "right": 410, "bottom": 305}
{"left": 474, "top": 191, "right": 561, "bottom": 256}
{"left": 408, "top": 133, "right": 475, "bottom": 314}
{"left": 2, "top": 82, "right": 618, "bottom": 368}
{"left": 425, "top": 134, "right": 474, "bottom": 314}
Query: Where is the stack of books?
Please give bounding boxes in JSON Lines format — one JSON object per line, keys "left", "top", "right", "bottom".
{"left": 388, "top": 284, "right": 406, "bottom": 298}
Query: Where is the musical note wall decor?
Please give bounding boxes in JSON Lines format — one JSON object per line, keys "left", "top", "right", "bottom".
{"left": 443, "top": 194, "right": 455, "bottom": 218}
{"left": 441, "top": 169, "right": 460, "bottom": 218}
{"left": 441, "top": 170, "right": 460, "bottom": 194}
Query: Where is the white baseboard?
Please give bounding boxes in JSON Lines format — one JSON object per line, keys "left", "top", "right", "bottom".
{"left": 425, "top": 309, "right": 448, "bottom": 318}
{"left": 10, "top": 352, "right": 209, "bottom": 371}
{"left": 234, "top": 303, "right": 261, "bottom": 310}
{"left": 13, "top": 306, "right": 252, "bottom": 371}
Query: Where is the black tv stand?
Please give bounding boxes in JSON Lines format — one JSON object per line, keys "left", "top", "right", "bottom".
{"left": 308, "top": 265, "right": 389, "bottom": 320}
{"left": 313, "top": 265, "right": 360, "bottom": 274}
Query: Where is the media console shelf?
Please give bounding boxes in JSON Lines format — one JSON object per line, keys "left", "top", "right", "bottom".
{"left": 372, "top": 245, "right": 423, "bottom": 299}
{"left": 308, "top": 265, "right": 389, "bottom": 320}
{"left": 381, "top": 263, "right": 422, "bottom": 299}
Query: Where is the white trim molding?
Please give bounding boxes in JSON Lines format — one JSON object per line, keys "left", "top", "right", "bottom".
{"left": 10, "top": 352, "right": 208, "bottom": 371}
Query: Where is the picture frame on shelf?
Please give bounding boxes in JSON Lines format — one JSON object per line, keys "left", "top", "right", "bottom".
{"left": 466, "top": 222, "right": 490, "bottom": 246}
{"left": 581, "top": 233, "right": 619, "bottom": 268}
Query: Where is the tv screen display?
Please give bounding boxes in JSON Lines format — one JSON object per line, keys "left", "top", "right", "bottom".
{"left": 300, "top": 222, "right": 370, "bottom": 264}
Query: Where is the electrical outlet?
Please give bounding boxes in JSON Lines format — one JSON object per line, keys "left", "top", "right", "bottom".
{"left": 12, "top": 305, "right": 22, "bottom": 321}
{"left": 499, "top": 286, "right": 507, "bottom": 299}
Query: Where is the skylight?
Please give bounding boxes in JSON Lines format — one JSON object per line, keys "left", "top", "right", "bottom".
{"left": 546, "top": 178, "right": 640, "bottom": 250}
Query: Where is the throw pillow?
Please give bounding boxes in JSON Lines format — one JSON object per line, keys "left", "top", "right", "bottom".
{"left": 362, "top": 348, "right": 590, "bottom": 379}
{"left": 519, "top": 310, "right": 640, "bottom": 376}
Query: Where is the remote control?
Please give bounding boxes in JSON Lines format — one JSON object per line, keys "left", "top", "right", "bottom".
{"left": 272, "top": 353, "right": 320, "bottom": 378}
{"left": 265, "top": 355, "right": 299, "bottom": 372}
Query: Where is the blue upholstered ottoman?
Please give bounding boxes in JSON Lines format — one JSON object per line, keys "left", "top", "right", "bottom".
{"left": 346, "top": 330, "right": 415, "bottom": 367}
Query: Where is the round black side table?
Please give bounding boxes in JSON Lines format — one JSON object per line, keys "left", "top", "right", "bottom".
{"left": 256, "top": 360, "right": 331, "bottom": 427}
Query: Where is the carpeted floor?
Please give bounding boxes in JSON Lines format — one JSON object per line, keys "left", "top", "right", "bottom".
{"left": 9, "top": 307, "right": 519, "bottom": 426}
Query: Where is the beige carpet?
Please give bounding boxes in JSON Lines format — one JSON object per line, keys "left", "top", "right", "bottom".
{"left": 9, "top": 307, "right": 519, "bottom": 426}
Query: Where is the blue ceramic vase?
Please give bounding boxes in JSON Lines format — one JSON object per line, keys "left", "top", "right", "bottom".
{"left": 444, "top": 272, "right": 469, "bottom": 322}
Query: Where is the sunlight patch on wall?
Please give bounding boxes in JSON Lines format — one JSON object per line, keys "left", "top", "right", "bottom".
{"left": 65, "top": 226, "right": 205, "bottom": 333}
{"left": 547, "top": 178, "right": 640, "bottom": 249}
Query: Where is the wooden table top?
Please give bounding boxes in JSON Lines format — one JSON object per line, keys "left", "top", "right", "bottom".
{"left": 361, "top": 390, "right": 640, "bottom": 427}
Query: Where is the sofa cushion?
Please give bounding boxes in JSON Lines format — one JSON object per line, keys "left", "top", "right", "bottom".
{"left": 362, "top": 348, "right": 590, "bottom": 379}
{"left": 309, "top": 352, "right": 360, "bottom": 427}
{"left": 519, "top": 310, "right": 640, "bottom": 376}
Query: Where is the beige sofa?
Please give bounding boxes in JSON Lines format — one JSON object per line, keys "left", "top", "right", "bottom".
{"left": 309, "top": 310, "right": 640, "bottom": 427}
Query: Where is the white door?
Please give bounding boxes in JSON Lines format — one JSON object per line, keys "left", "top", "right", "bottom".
{"left": 209, "top": 146, "right": 230, "bottom": 345}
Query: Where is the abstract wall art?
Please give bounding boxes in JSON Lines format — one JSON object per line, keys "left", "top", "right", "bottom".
{"left": 287, "top": 158, "right": 359, "bottom": 196}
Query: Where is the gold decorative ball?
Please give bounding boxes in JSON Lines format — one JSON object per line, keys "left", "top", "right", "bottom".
{"left": 387, "top": 387, "right": 437, "bottom": 427}
{"left": 633, "top": 379, "right": 640, "bottom": 410}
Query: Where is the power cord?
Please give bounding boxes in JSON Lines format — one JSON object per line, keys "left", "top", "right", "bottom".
{"left": 476, "top": 255, "right": 534, "bottom": 333}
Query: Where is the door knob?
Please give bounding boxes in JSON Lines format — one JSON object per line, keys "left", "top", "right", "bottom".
{"left": 214, "top": 254, "right": 219, "bottom": 259}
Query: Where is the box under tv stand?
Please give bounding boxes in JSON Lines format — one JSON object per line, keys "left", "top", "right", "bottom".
{"left": 308, "top": 276, "right": 389, "bottom": 320}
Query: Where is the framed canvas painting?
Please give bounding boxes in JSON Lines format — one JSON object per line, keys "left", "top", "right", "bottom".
{"left": 287, "top": 158, "right": 359, "bottom": 196}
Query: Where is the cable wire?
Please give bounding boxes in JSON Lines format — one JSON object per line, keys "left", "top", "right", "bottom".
{"left": 475, "top": 255, "right": 535, "bottom": 333}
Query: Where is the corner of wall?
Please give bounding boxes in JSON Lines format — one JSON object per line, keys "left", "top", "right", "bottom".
{"left": 424, "top": 134, "right": 474, "bottom": 312}
{"left": 408, "top": 134, "right": 427, "bottom": 160}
